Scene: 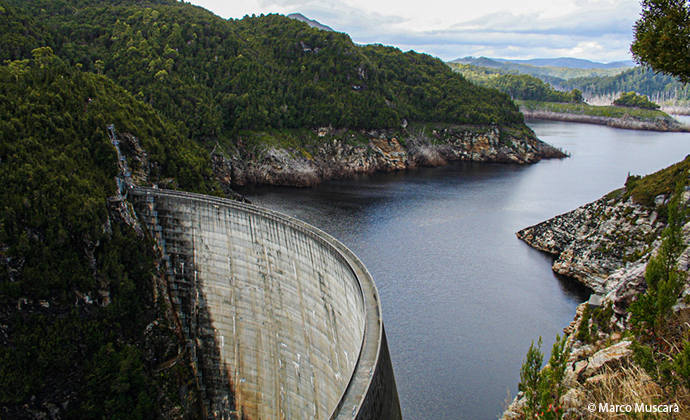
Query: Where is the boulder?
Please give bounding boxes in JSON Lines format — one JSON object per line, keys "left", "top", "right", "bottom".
{"left": 583, "top": 341, "right": 631, "bottom": 377}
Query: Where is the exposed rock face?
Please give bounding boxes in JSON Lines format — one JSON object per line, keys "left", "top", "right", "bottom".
{"left": 226, "top": 125, "right": 566, "bottom": 187}
{"left": 118, "top": 133, "right": 149, "bottom": 185}
{"left": 210, "top": 151, "right": 251, "bottom": 202}
{"left": 582, "top": 340, "right": 632, "bottom": 377}
{"left": 516, "top": 193, "right": 663, "bottom": 293}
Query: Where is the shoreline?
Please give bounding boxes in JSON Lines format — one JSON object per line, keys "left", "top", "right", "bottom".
{"left": 217, "top": 124, "right": 567, "bottom": 189}
{"left": 521, "top": 109, "right": 690, "bottom": 132}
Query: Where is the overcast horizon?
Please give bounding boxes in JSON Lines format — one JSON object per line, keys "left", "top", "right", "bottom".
{"left": 187, "top": 0, "right": 642, "bottom": 64}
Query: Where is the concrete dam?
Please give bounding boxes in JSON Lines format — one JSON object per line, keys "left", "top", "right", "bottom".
{"left": 129, "top": 188, "right": 402, "bottom": 420}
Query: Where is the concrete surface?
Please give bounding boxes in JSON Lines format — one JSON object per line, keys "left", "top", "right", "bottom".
{"left": 129, "top": 188, "right": 401, "bottom": 420}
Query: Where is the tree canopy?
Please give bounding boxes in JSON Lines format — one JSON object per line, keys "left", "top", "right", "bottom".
{"left": 0, "top": 47, "right": 218, "bottom": 417}
{"left": 452, "top": 64, "right": 583, "bottom": 103}
{"left": 559, "top": 66, "right": 690, "bottom": 103}
{"left": 631, "top": 0, "right": 690, "bottom": 83}
{"left": 1, "top": 0, "right": 526, "bottom": 147}
{"left": 613, "top": 91, "right": 661, "bottom": 109}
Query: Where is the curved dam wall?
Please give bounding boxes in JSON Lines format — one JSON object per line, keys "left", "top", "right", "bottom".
{"left": 129, "top": 188, "right": 401, "bottom": 420}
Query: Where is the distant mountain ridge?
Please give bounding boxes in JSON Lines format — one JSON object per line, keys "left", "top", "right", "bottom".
{"left": 287, "top": 13, "right": 334, "bottom": 31}
{"left": 452, "top": 56, "right": 634, "bottom": 70}
{"left": 494, "top": 57, "right": 635, "bottom": 70}
{"left": 448, "top": 57, "right": 631, "bottom": 82}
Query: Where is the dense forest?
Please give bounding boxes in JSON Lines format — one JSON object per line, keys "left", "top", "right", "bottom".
{"left": 451, "top": 59, "right": 690, "bottom": 106}
{"left": 0, "top": 0, "right": 539, "bottom": 417}
{"left": 558, "top": 67, "right": 690, "bottom": 105}
{"left": 2, "top": 0, "right": 525, "bottom": 146}
{"left": 451, "top": 64, "right": 583, "bottom": 103}
{"left": 448, "top": 57, "right": 626, "bottom": 83}
{"left": 0, "top": 47, "right": 221, "bottom": 417}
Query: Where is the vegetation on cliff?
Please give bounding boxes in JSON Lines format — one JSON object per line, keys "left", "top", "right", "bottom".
{"left": 630, "top": 185, "right": 688, "bottom": 380}
{"left": 0, "top": 49, "right": 220, "bottom": 417}
{"left": 506, "top": 158, "right": 690, "bottom": 419}
{"left": 625, "top": 155, "right": 690, "bottom": 206}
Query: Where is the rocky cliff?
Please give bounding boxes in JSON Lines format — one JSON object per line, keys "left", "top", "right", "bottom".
{"left": 503, "top": 172, "right": 690, "bottom": 419}
{"left": 516, "top": 190, "right": 665, "bottom": 293}
{"left": 218, "top": 124, "right": 566, "bottom": 187}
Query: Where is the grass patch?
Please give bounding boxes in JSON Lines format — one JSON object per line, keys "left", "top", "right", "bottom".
{"left": 584, "top": 364, "right": 686, "bottom": 419}
{"left": 624, "top": 155, "right": 690, "bottom": 207}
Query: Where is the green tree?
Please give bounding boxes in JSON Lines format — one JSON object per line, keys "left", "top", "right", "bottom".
{"left": 519, "top": 337, "right": 543, "bottom": 418}
{"left": 630, "top": 182, "right": 686, "bottom": 340}
{"left": 631, "top": 0, "right": 690, "bottom": 83}
{"left": 539, "top": 335, "right": 568, "bottom": 417}
{"left": 630, "top": 181, "right": 687, "bottom": 393}
{"left": 613, "top": 91, "right": 660, "bottom": 109}
{"left": 518, "top": 335, "right": 568, "bottom": 419}
{"left": 569, "top": 88, "right": 583, "bottom": 103}
{"left": 31, "top": 46, "right": 54, "bottom": 67}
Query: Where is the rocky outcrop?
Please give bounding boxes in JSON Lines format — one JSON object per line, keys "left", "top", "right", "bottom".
{"left": 504, "top": 185, "right": 690, "bottom": 420}
{"left": 517, "top": 192, "right": 663, "bottom": 293}
{"left": 210, "top": 151, "right": 250, "bottom": 202}
{"left": 225, "top": 124, "right": 567, "bottom": 187}
{"left": 117, "top": 133, "right": 150, "bottom": 185}
{"left": 522, "top": 109, "right": 690, "bottom": 132}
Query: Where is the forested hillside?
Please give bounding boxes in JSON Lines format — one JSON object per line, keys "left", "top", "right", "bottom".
{"left": 559, "top": 66, "right": 690, "bottom": 105}
{"left": 0, "top": 47, "right": 219, "bottom": 417}
{"left": 450, "top": 64, "right": 583, "bottom": 103}
{"left": 453, "top": 62, "right": 687, "bottom": 131}
{"left": 451, "top": 59, "right": 690, "bottom": 107}
{"left": 0, "top": 1, "right": 561, "bottom": 417}
{"left": 2, "top": 0, "right": 524, "bottom": 144}
{"left": 448, "top": 57, "right": 627, "bottom": 85}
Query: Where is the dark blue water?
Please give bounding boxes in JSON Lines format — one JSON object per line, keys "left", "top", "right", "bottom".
{"left": 238, "top": 120, "right": 690, "bottom": 420}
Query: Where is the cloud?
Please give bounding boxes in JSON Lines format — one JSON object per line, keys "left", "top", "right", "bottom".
{"left": 190, "top": 0, "right": 641, "bottom": 62}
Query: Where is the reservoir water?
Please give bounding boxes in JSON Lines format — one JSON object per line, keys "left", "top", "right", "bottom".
{"left": 238, "top": 120, "right": 690, "bottom": 420}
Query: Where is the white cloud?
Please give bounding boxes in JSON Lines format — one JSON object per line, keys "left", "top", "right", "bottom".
{"left": 188, "top": 0, "right": 642, "bottom": 62}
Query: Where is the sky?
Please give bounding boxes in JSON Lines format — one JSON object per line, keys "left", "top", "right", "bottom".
{"left": 187, "top": 0, "right": 643, "bottom": 63}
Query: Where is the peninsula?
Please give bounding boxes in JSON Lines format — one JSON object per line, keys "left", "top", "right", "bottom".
{"left": 519, "top": 101, "right": 690, "bottom": 132}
